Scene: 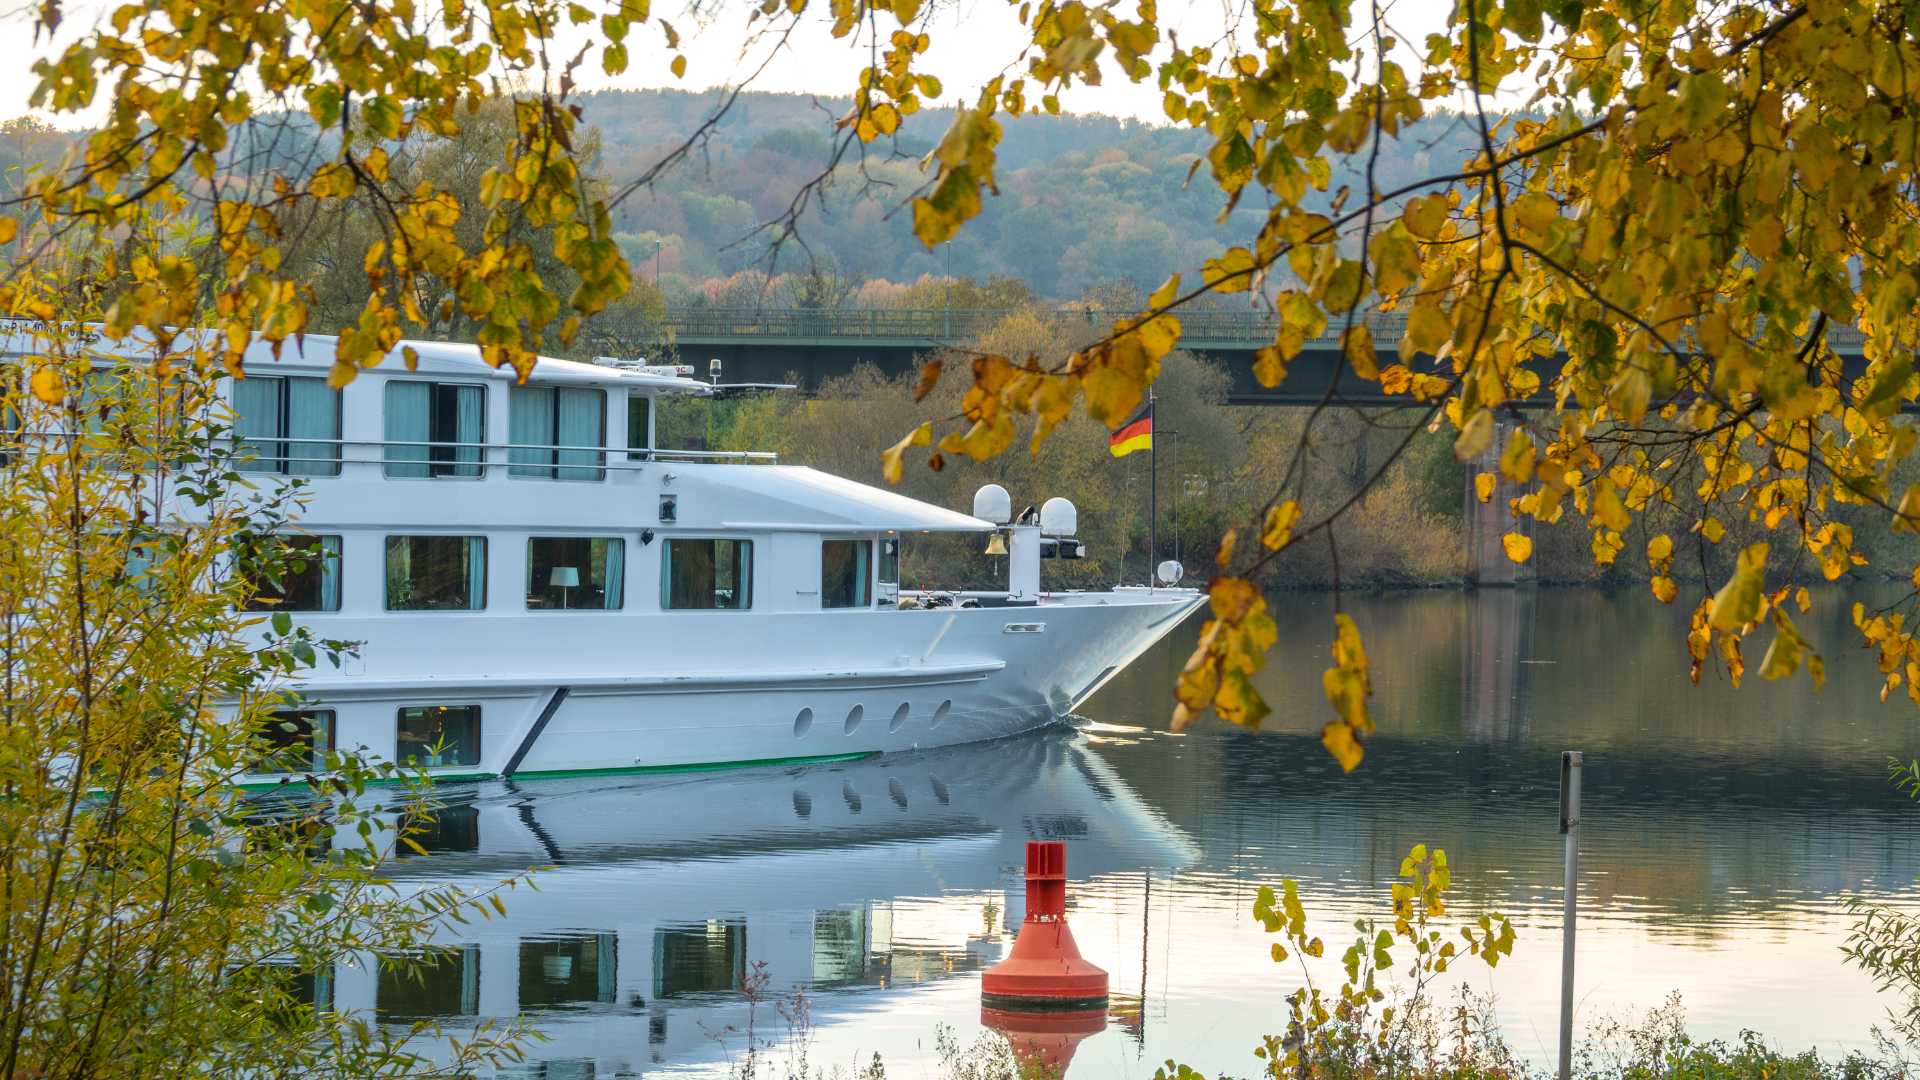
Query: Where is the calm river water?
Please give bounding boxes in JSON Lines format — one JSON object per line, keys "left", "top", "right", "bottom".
{"left": 377, "top": 587, "right": 1920, "bottom": 1078}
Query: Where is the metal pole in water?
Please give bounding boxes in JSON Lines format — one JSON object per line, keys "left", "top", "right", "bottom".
{"left": 1558, "top": 750, "right": 1582, "bottom": 1080}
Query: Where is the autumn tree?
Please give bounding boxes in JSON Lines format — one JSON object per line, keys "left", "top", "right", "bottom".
{"left": 7, "top": 0, "right": 1920, "bottom": 775}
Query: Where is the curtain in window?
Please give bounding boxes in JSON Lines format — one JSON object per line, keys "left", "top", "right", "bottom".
{"left": 384, "top": 382, "right": 431, "bottom": 478}
{"left": 556, "top": 388, "right": 604, "bottom": 481}
{"left": 851, "top": 541, "right": 870, "bottom": 606}
{"left": 452, "top": 385, "right": 484, "bottom": 476}
{"left": 318, "top": 536, "right": 342, "bottom": 611}
{"left": 286, "top": 378, "right": 339, "bottom": 476}
{"left": 601, "top": 539, "right": 623, "bottom": 609}
{"left": 465, "top": 537, "right": 487, "bottom": 609}
{"left": 508, "top": 386, "right": 554, "bottom": 477}
{"left": 626, "top": 394, "right": 651, "bottom": 460}
{"left": 233, "top": 377, "right": 283, "bottom": 474}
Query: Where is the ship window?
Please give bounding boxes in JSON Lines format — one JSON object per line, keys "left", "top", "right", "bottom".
{"left": 386, "top": 536, "right": 487, "bottom": 611}
{"left": 250, "top": 708, "right": 334, "bottom": 773}
{"left": 241, "top": 534, "right": 342, "bottom": 612}
{"left": 627, "top": 394, "right": 651, "bottom": 460}
{"left": 877, "top": 537, "right": 899, "bottom": 586}
{"left": 396, "top": 704, "right": 481, "bottom": 768}
{"left": 527, "top": 537, "right": 624, "bottom": 610}
{"left": 509, "top": 385, "right": 605, "bottom": 481}
{"left": 384, "top": 381, "right": 484, "bottom": 478}
{"left": 377, "top": 945, "right": 480, "bottom": 1021}
{"left": 821, "top": 540, "right": 871, "bottom": 608}
{"left": 232, "top": 376, "right": 341, "bottom": 476}
{"left": 661, "top": 539, "right": 752, "bottom": 610}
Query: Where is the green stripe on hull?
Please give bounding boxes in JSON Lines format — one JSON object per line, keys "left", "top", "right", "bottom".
{"left": 233, "top": 751, "right": 878, "bottom": 792}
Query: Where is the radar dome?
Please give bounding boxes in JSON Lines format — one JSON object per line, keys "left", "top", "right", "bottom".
{"left": 973, "top": 484, "right": 1013, "bottom": 524}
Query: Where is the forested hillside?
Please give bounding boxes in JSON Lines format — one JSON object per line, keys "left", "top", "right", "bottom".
{"left": 584, "top": 90, "right": 1487, "bottom": 303}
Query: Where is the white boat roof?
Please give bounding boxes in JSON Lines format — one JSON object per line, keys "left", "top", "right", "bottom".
{"left": 0, "top": 324, "right": 712, "bottom": 394}
{"left": 687, "top": 465, "right": 994, "bottom": 534}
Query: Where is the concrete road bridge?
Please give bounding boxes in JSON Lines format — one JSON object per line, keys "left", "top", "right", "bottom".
{"left": 665, "top": 306, "right": 1873, "bottom": 406}
{"left": 663, "top": 307, "right": 1886, "bottom": 586}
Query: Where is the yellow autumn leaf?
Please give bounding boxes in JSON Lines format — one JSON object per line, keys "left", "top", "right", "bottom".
{"left": 1700, "top": 517, "right": 1726, "bottom": 544}
{"left": 29, "top": 368, "right": 63, "bottom": 404}
{"left": 1253, "top": 345, "right": 1288, "bottom": 388}
{"left": 1647, "top": 534, "right": 1673, "bottom": 564}
{"left": 881, "top": 421, "right": 931, "bottom": 485}
{"left": 0, "top": 217, "right": 17, "bottom": 244}
{"left": 1651, "top": 575, "right": 1678, "bottom": 603}
{"left": 1202, "top": 247, "right": 1256, "bottom": 293}
{"left": 1403, "top": 302, "right": 1449, "bottom": 357}
{"left": 1497, "top": 428, "right": 1534, "bottom": 483}
{"left": 1474, "top": 472, "right": 1495, "bottom": 503}
{"left": 1453, "top": 408, "right": 1493, "bottom": 461}
{"left": 1513, "top": 191, "right": 1559, "bottom": 233}
{"left": 1501, "top": 532, "right": 1532, "bottom": 563}
{"left": 1401, "top": 193, "right": 1448, "bottom": 240}
{"left": 1261, "top": 500, "right": 1301, "bottom": 551}
{"left": 1895, "top": 485, "right": 1920, "bottom": 534}
{"left": 1342, "top": 323, "right": 1377, "bottom": 379}
{"left": 1709, "top": 542, "right": 1768, "bottom": 633}
{"left": 1321, "top": 720, "right": 1364, "bottom": 772}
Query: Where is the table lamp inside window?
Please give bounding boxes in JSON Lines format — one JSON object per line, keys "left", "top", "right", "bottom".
{"left": 549, "top": 565, "right": 580, "bottom": 608}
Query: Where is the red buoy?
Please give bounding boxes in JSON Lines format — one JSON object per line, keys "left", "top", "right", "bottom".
{"left": 980, "top": 840, "right": 1108, "bottom": 1012}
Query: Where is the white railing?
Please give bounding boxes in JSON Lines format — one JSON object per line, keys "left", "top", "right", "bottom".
{"left": 227, "top": 436, "right": 777, "bottom": 475}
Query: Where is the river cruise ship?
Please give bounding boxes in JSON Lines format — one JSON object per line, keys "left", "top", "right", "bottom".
{"left": 213, "top": 336, "right": 1202, "bottom": 784}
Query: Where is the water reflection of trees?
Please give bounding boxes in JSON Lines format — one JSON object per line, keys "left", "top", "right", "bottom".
{"left": 1091, "top": 586, "right": 1920, "bottom": 921}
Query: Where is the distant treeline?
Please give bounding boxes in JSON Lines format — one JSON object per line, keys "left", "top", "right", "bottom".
{"left": 583, "top": 89, "right": 1491, "bottom": 304}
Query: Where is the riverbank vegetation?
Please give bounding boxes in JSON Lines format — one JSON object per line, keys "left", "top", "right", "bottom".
{"left": 0, "top": 270, "right": 536, "bottom": 1076}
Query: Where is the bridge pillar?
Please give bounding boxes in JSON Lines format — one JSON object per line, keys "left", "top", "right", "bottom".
{"left": 1462, "top": 416, "right": 1535, "bottom": 588}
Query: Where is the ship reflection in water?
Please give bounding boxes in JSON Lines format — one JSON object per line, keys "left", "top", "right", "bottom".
{"left": 352, "top": 731, "right": 1196, "bottom": 1077}
{"left": 316, "top": 587, "right": 1920, "bottom": 1078}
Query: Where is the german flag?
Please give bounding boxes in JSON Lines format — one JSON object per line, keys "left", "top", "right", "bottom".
{"left": 1108, "top": 402, "right": 1152, "bottom": 458}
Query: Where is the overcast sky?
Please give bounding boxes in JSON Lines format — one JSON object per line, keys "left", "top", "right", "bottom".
{"left": 4, "top": 0, "right": 1460, "bottom": 128}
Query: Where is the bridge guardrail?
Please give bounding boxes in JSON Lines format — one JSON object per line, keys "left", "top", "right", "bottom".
{"left": 664, "top": 307, "right": 1866, "bottom": 353}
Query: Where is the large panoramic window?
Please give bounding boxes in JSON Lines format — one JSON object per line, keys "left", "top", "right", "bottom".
{"left": 250, "top": 708, "right": 334, "bottom": 774}
{"left": 232, "top": 376, "right": 341, "bottom": 476}
{"left": 626, "top": 393, "right": 651, "bottom": 460}
{"left": 241, "top": 534, "right": 342, "bottom": 612}
{"left": 821, "top": 539, "right": 871, "bottom": 608}
{"left": 396, "top": 704, "right": 481, "bottom": 768}
{"left": 385, "top": 535, "right": 486, "bottom": 611}
{"left": 527, "top": 537, "right": 624, "bottom": 610}
{"left": 384, "top": 381, "right": 484, "bottom": 478}
{"left": 509, "top": 385, "right": 605, "bottom": 481}
{"left": 661, "top": 539, "right": 752, "bottom": 610}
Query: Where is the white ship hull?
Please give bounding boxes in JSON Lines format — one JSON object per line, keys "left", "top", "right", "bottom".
{"left": 292, "top": 589, "right": 1202, "bottom": 780}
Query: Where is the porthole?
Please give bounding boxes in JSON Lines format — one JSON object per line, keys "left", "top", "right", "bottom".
{"left": 842, "top": 780, "right": 862, "bottom": 813}
{"left": 791, "top": 790, "right": 812, "bottom": 819}
{"left": 931, "top": 700, "right": 952, "bottom": 728}
{"left": 889, "top": 702, "right": 910, "bottom": 733}
{"left": 844, "top": 704, "right": 864, "bottom": 735}
{"left": 793, "top": 707, "right": 813, "bottom": 737}
{"left": 888, "top": 778, "right": 909, "bottom": 809}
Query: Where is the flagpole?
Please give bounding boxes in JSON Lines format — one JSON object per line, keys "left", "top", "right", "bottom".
{"left": 1148, "top": 388, "right": 1157, "bottom": 591}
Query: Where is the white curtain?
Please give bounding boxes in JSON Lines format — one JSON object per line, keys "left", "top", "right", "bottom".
{"left": 286, "top": 378, "right": 339, "bottom": 476}
{"left": 464, "top": 537, "right": 487, "bottom": 609}
{"left": 232, "top": 377, "right": 282, "bottom": 474}
{"left": 384, "top": 381, "right": 431, "bottom": 478}
{"left": 853, "top": 541, "right": 871, "bottom": 606}
{"left": 318, "top": 536, "right": 342, "bottom": 611}
{"left": 556, "top": 388, "right": 604, "bottom": 481}
{"left": 508, "top": 386, "right": 553, "bottom": 477}
{"left": 452, "top": 385, "right": 484, "bottom": 477}
{"left": 600, "top": 539, "right": 623, "bottom": 609}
